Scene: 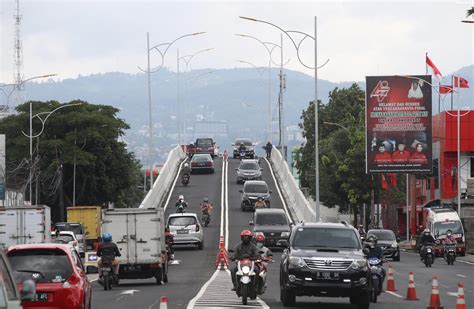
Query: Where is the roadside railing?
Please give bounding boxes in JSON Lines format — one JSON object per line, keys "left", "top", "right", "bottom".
{"left": 270, "top": 147, "right": 316, "bottom": 222}
{"left": 139, "top": 146, "right": 186, "bottom": 209}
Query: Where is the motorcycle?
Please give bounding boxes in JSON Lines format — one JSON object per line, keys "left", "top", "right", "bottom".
{"left": 368, "top": 257, "right": 384, "bottom": 303}
{"left": 235, "top": 258, "right": 258, "bottom": 305}
{"left": 444, "top": 243, "right": 456, "bottom": 265}
{"left": 176, "top": 203, "right": 187, "bottom": 213}
{"left": 422, "top": 244, "right": 435, "bottom": 267}
{"left": 201, "top": 212, "right": 210, "bottom": 227}
{"left": 255, "top": 256, "right": 271, "bottom": 295}
{"left": 238, "top": 148, "right": 246, "bottom": 159}
{"left": 99, "top": 256, "right": 118, "bottom": 291}
{"left": 181, "top": 174, "right": 190, "bottom": 186}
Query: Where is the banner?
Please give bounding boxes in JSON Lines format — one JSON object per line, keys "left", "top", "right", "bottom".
{"left": 366, "top": 75, "right": 432, "bottom": 173}
{"left": 0, "top": 135, "right": 4, "bottom": 200}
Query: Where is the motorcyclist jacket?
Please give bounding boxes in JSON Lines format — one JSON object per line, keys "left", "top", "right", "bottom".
{"left": 200, "top": 203, "right": 212, "bottom": 215}
{"left": 230, "top": 242, "right": 259, "bottom": 261}
{"left": 97, "top": 242, "right": 121, "bottom": 258}
{"left": 265, "top": 143, "right": 272, "bottom": 152}
{"left": 175, "top": 201, "right": 188, "bottom": 209}
{"left": 367, "top": 246, "right": 384, "bottom": 260}
{"left": 254, "top": 200, "right": 266, "bottom": 209}
{"left": 420, "top": 234, "right": 435, "bottom": 246}
{"left": 182, "top": 166, "right": 191, "bottom": 175}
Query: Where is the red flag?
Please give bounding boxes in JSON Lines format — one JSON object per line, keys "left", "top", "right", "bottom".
{"left": 454, "top": 76, "right": 469, "bottom": 88}
{"left": 388, "top": 173, "right": 397, "bottom": 186}
{"left": 381, "top": 174, "right": 389, "bottom": 190}
{"left": 439, "top": 85, "right": 454, "bottom": 94}
{"left": 426, "top": 55, "right": 442, "bottom": 79}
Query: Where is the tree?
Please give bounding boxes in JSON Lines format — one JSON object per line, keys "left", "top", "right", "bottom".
{"left": 296, "top": 84, "right": 374, "bottom": 212}
{"left": 0, "top": 100, "right": 144, "bottom": 222}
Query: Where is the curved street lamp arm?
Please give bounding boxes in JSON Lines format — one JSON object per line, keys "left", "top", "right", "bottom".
{"left": 237, "top": 60, "right": 266, "bottom": 79}
{"left": 179, "top": 48, "right": 214, "bottom": 71}
{"left": 235, "top": 33, "right": 290, "bottom": 66}
{"left": 323, "top": 121, "right": 350, "bottom": 133}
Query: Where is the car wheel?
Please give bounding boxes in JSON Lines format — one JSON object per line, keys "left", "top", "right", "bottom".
{"left": 197, "top": 241, "right": 203, "bottom": 250}
{"left": 393, "top": 252, "right": 400, "bottom": 261}
{"left": 356, "top": 292, "right": 370, "bottom": 309}
{"left": 280, "top": 286, "right": 296, "bottom": 307}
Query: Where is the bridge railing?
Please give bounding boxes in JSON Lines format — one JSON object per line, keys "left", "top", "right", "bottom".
{"left": 139, "top": 146, "right": 186, "bottom": 209}
{"left": 270, "top": 147, "right": 316, "bottom": 222}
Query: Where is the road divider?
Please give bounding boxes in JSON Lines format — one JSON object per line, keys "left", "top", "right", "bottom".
{"left": 427, "top": 276, "right": 443, "bottom": 309}
{"left": 159, "top": 296, "right": 168, "bottom": 309}
{"left": 386, "top": 265, "right": 397, "bottom": 292}
{"left": 456, "top": 282, "right": 466, "bottom": 309}
{"left": 405, "top": 272, "right": 419, "bottom": 300}
{"left": 215, "top": 235, "right": 229, "bottom": 269}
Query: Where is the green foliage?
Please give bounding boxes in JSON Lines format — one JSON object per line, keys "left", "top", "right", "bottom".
{"left": 296, "top": 84, "right": 374, "bottom": 212}
{"left": 0, "top": 100, "right": 144, "bottom": 220}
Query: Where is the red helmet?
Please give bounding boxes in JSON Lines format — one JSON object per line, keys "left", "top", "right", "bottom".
{"left": 255, "top": 234, "right": 265, "bottom": 242}
{"left": 241, "top": 230, "right": 252, "bottom": 237}
{"left": 241, "top": 230, "right": 253, "bottom": 244}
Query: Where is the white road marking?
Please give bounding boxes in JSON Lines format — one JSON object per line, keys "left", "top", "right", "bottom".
{"left": 163, "top": 158, "right": 187, "bottom": 211}
{"left": 120, "top": 289, "right": 140, "bottom": 296}
{"left": 264, "top": 157, "right": 293, "bottom": 224}
{"left": 386, "top": 291, "right": 404, "bottom": 299}
{"left": 220, "top": 159, "right": 225, "bottom": 238}
{"left": 186, "top": 269, "right": 221, "bottom": 308}
{"left": 225, "top": 160, "right": 229, "bottom": 250}
{"left": 170, "top": 260, "right": 181, "bottom": 265}
{"left": 457, "top": 274, "right": 467, "bottom": 278}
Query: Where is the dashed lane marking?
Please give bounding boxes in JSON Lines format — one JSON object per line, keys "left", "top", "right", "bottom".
{"left": 457, "top": 274, "right": 467, "bottom": 278}
{"left": 386, "top": 291, "right": 404, "bottom": 299}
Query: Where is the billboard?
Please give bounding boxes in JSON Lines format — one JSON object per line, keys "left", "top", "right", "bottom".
{"left": 366, "top": 75, "right": 432, "bottom": 173}
{"left": 0, "top": 134, "right": 4, "bottom": 200}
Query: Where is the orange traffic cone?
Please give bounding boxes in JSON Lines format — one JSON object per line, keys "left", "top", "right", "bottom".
{"left": 405, "top": 272, "right": 419, "bottom": 300}
{"left": 159, "top": 296, "right": 168, "bottom": 309}
{"left": 455, "top": 282, "right": 466, "bottom": 309}
{"left": 427, "top": 276, "right": 443, "bottom": 309}
{"left": 385, "top": 265, "right": 397, "bottom": 292}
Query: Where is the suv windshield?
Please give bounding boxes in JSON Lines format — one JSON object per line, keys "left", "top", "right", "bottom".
{"left": 56, "top": 224, "right": 83, "bottom": 235}
{"left": 8, "top": 249, "right": 73, "bottom": 284}
{"left": 196, "top": 139, "right": 213, "bottom": 147}
{"left": 169, "top": 217, "right": 197, "bottom": 226}
{"left": 434, "top": 221, "right": 463, "bottom": 235}
{"left": 293, "top": 227, "right": 360, "bottom": 249}
{"left": 245, "top": 183, "right": 268, "bottom": 193}
{"left": 367, "top": 230, "right": 395, "bottom": 241}
{"left": 240, "top": 163, "right": 259, "bottom": 170}
{"left": 236, "top": 139, "right": 252, "bottom": 146}
{"left": 256, "top": 213, "right": 288, "bottom": 225}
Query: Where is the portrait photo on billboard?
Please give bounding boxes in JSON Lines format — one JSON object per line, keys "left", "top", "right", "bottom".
{"left": 366, "top": 75, "right": 432, "bottom": 173}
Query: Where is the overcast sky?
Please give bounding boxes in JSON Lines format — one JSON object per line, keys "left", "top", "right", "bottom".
{"left": 0, "top": 0, "right": 473, "bottom": 83}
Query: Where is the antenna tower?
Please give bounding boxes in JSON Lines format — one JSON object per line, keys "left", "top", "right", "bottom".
{"left": 12, "top": 0, "right": 24, "bottom": 106}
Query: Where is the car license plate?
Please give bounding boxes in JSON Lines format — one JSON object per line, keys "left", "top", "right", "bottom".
{"left": 317, "top": 272, "right": 339, "bottom": 280}
{"left": 198, "top": 163, "right": 205, "bottom": 166}
{"left": 177, "top": 229, "right": 189, "bottom": 234}
{"left": 32, "top": 293, "right": 49, "bottom": 302}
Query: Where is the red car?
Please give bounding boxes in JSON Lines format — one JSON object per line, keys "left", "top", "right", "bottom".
{"left": 7, "top": 244, "right": 91, "bottom": 309}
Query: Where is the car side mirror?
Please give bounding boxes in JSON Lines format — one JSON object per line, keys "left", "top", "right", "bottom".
{"left": 363, "top": 248, "right": 370, "bottom": 256}
{"left": 249, "top": 220, "right": 254, "bottom": 226}
{"left": 277, "top": 239, "right": 289, "bottom": 248}
{"left": 20, "top": 279, "right": 36, "bottom": 302}
{"left": 239, "top": 190, "right": 243, "bottom": 193}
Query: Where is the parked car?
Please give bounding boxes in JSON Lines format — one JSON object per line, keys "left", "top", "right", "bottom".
{"left": 7, "top": 244, "right": 91, "bottom": 309}
{"left": 54, "top": 222, "right": 85, "bottom": 257}
{"left": 232, "top": 138, "right": 255, "bottom": 159}
{"left": 366, "top": 229, "right": 400, "bottom": 261}
{"left": 278, "top": 222, "right": 370, "bottom": 308}
{"left": 51, "top": 231, "right": 80, "bottom": 254}
{"left": 190, "top": 154, "right": 214, "bottom": 174}
{"left": 194, "top": 138, "right": 216, "bottom": 158}
{"left": 250, "top": 209, "right": 291, "bottom": 247}
{"left": 235, "top": 159, "right": 262, "bottom": 184}
{"left": 167, "top": 213, "right": 204, "bottom": 250}
{"left": 239, "top": 180, "right": 272, "bottom": 211}
{"left": 0, "top": 250, "right": 36, "bottom": 308}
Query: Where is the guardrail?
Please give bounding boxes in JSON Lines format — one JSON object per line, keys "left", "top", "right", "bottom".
{"left": 139, "top": 146, "right": 186, "bottom": 209}
{"left": 270, "top": 147, "right": 316, "bottom": 222}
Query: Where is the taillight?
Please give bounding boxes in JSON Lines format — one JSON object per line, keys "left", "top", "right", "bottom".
{"left": 191, "top": 162, "right": 198, "bottom": 167}
{"left": 196, "top": 225, "right": 200, "bottom": 232}
{"left": 63, "top": 273, "right": 81, "bottom": 288}
{"left": 206, "top": 162, "right": 212, "bottom": 167}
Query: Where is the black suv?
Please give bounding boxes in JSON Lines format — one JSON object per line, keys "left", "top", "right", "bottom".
{"left": 278, "top": 222, "right": 370, "bottom": 308}
{"left": 250, "top": 209, "right": 291, "bottom": 247}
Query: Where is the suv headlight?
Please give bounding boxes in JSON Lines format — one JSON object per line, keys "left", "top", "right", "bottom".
{"left": 351, "top": 259, "right": 367, "bottom": 269}
{"left": 391, "top": 242, "right": 398, "bottom": 248}
{"left": 289, "top": 256, "right": 305, "bottom": 267}
{"left": 281, "top": 232, "right": 290, "bottom": 237}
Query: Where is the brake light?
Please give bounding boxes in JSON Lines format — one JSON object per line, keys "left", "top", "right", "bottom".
{"left": 206, "top": 162, "right": 212, "bottom": 167}
{"left": 196, "top": 225, "right": 200, "bottom": 232}
{"left": 63, "top": 273, "right": 81, "bottom": 288}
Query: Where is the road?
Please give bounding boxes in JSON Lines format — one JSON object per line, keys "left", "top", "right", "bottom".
{"left": 92, "top": 157, "right": 473, "bottom": 308}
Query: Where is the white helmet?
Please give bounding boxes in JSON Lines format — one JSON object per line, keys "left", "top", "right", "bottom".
{"left": 178, "top": 195, "right": 184, "bottom": 201}
{"left": 184, "top": 163, "right": 189, "bottom": 168}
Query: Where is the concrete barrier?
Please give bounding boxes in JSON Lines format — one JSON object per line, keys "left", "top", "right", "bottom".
{"left": 139, "top": 146, "right": 186, "bottom": 209}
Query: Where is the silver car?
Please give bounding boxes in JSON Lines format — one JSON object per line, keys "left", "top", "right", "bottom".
{"left": 167, "top": 213, "right": 204, "bottom": 250}
{"left": 235, "top": 159, "right": 262, "bottom": 184}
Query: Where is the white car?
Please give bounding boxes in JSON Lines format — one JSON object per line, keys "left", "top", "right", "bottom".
{"left": 167, "top": 213, "right": 204, "bottom": 250}
{"left": 51, "top": 231, "right": 80, "bottom": 254}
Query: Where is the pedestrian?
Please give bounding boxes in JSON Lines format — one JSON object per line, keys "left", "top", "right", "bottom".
{"left": 265, "top": 141, "right": 273, "bottom": 159}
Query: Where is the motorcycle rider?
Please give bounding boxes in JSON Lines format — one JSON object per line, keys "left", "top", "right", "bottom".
{"left": 165, "top": 227, "right": 174, "bottom": 260}
{"left": 254, "top": 197, "right": 266, "bottom": 209}
{"left": 182, "top": 163, "right": 191, "bottom": 175}
{"left": 200, "top": 198, "right": 213, "bottom": 224}
{"left": 97, "top": 232, "right": 121, "bottom": 282}
{"left": 175, "top": 195, "right": 188, "bottom": 212}
{"left": 444, "top": 229, "right": 456, "bottom": 244}
{"left": 230, "top": 230, "right": 260, "bottom": 291}
{"left": 366, "top": 235, "right": 386, "bottom": 290}
{"left": 238, "top": 143, "right": 247, "bottom": 158}
{"left": 254, "top": 234, "right": 272, "bottom": 293}
{"left": 419, "top": 228, "right": 436, "bottom": 260}
{"left": 358, "top": 225, "right": 366, "bottom": 239}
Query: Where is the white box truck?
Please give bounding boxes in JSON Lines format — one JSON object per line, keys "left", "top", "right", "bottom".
{"left": 0, "top": 205, "right": 51, "bottom": 248}
{"left": 101, "top": 207, "right": 168, "bottom": 284}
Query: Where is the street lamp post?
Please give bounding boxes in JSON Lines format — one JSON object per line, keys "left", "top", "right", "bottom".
{"left": 240, "top": 16, "right": 329, "bottom": 221}
{"left": 138, "top": 32, "right": 205, "bottom": 191}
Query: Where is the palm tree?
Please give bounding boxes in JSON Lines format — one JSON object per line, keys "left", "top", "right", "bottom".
{"left": 467, "top": 7, "right": 474, "bottom": 17}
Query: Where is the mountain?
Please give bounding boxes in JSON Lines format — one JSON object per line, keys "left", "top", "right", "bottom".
{"left": 17, "top": 65, "right": 474, "bottom": 163}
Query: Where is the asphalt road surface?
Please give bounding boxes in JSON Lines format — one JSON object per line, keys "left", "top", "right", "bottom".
{"left": 92, "top": 157, "right": 473, "bottom": 309}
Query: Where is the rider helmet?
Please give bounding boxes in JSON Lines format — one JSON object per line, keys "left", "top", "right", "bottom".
{"left": 203, "top": 197, "right": 209, "bottom": 202}
{"left": 367, "top": 235, "right": 378, "bottom": 248}
{"left": 178, "top": 195, "right": 184, "bottom": 201}
{"left": 257, "top": 197, "right": 263, "bottom": 201}
{"left": 446, "top": 229, "right": 452, "bottom": 236}
{"left": 241, "top": 229, "right": 253, "bottom": 245}
{"left": 255, "top": 234, "right": 265, "bottom": 249}
{"left": 102, "top": 232, "right": 112, "bottom": 242}
{"left": 423, "top": 228, "right": 430, "bottom": 236}
{"left": 184, "top": 163, "right": 189, "bottom": 168}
